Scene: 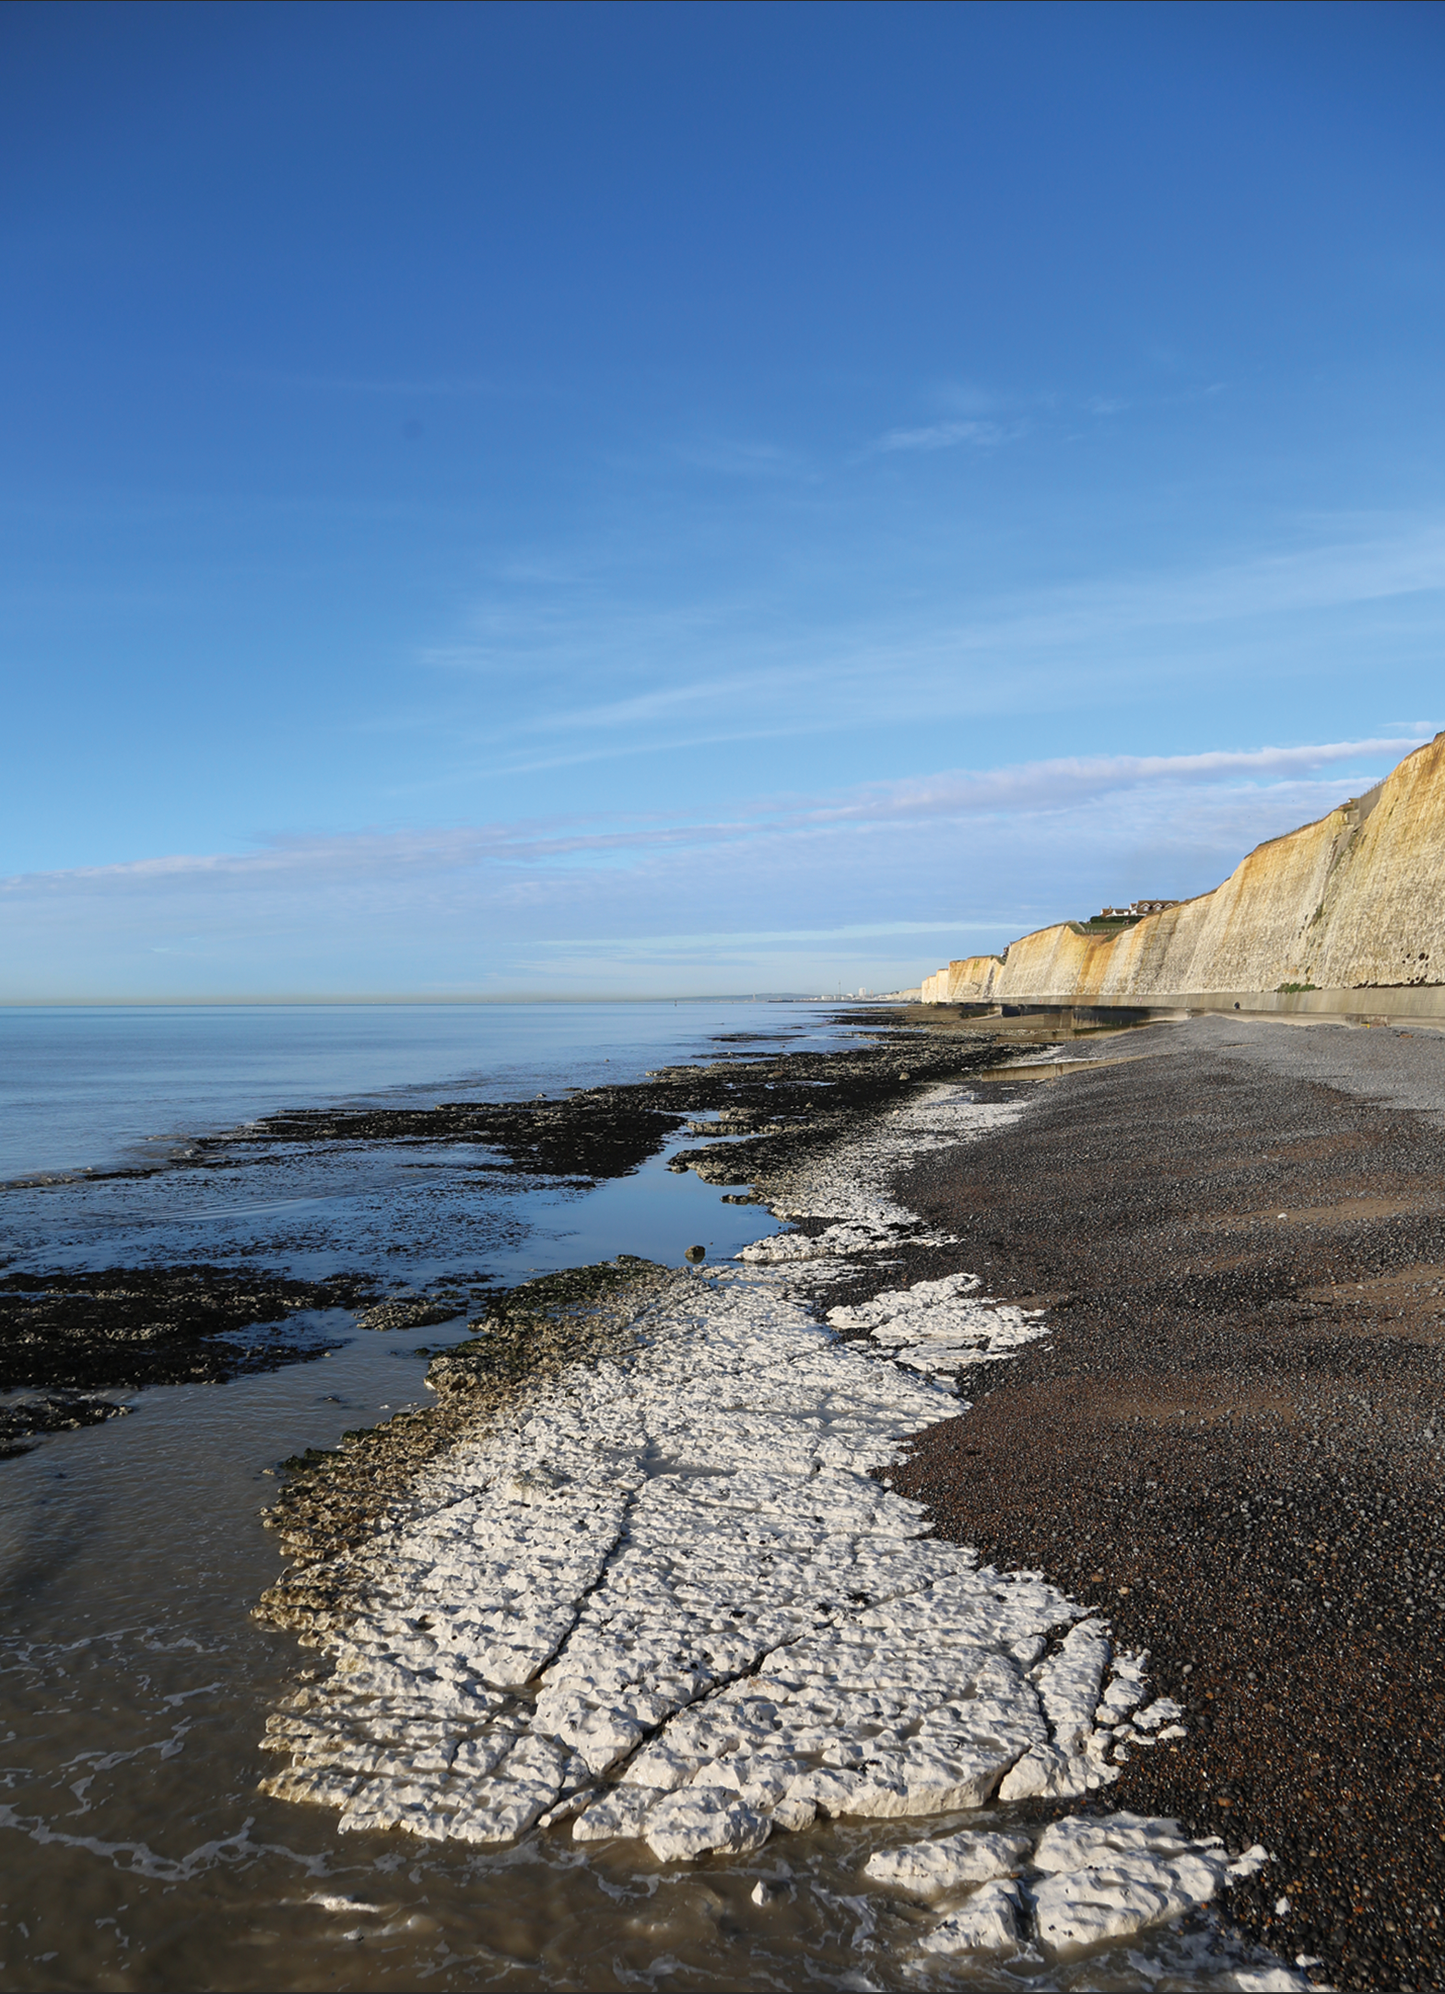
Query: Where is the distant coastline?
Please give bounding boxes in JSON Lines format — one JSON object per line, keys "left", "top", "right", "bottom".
{"left": 0, "top": 992, "right": 821, "bottom": 1007}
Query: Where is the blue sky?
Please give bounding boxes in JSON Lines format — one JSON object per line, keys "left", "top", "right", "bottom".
{"left": 4, "top": 0, "right": 1443, "bottom": 999}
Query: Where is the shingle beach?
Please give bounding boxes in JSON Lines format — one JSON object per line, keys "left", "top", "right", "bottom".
{"left": 879, "top": 1011, "right": 1445, "bottom": 1990}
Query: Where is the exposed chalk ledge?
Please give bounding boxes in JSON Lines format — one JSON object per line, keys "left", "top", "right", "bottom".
{"left": 258, "top": 1081, "right": 1309, "bottom": 1985}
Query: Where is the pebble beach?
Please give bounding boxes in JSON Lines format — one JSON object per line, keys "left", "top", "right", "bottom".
{"left": 882, "top": 1010, "right": 1445, "bottom": 1990}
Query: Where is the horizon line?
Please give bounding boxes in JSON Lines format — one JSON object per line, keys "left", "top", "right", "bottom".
{"left": 0, "top": 992, "right": 910, "bottom": 1009}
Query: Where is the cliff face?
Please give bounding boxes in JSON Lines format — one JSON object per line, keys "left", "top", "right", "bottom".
{"left": 922, "top": 732, "right": 1445, "bottom": 1008}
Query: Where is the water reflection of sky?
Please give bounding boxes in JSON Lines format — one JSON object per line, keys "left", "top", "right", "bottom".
{"left": 0, "top": 999, "right": 858, "bottom": 1180}
{"left": 0, "top": 1016, "right": 905, "bottom": 1283}
{"left": 0, "top": 1122, "right": 786, "bottom": 1283}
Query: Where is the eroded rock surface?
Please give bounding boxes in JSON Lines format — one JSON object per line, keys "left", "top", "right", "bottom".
{"left": 255, "top": 1077, "right": 1300, "bottom": 1985}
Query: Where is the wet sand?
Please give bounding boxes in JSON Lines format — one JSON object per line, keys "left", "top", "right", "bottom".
{"left": 875, "top": 1014, "right": 1445, "bottom": 1991}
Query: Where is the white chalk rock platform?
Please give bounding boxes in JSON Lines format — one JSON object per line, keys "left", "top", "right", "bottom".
{"left": 827, "top": 1268, "right": 1055, "bottom": 1375}
{"left": 260, "top": 1083, "right": 1301, "bottom": 1982}
{"left": 263, "top": 1264, "right": 1107, "bottom": 1851}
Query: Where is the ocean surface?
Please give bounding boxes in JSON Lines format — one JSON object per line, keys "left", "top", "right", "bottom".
{"left": 0, "top": 1001, "right": 862, "bottom": 1282}
{"left": 0, "top": 999, "right": 855, "bottom": 1181}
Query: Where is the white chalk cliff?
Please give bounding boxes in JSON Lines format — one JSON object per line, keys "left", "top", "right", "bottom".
{"left": 922, "top": 731, "right": 1445, "bottom": 1013}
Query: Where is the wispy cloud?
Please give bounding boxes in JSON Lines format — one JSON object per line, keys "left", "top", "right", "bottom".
{"left": 4, "top": 733, "right": 1431, "bottom": 998}
{"left": 391, "top": 514, "right": 1445, "bottom": 788}
{"left": 875, "top": 418, "right": 1011, "bottom": 453}
{"left": 6, "top": 733, "right": 1428, "bottom": 896}
{"left": 806, "top": 736, "right": 1435, "bottom": 827}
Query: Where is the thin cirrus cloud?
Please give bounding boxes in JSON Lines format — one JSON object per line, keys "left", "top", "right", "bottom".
{"left": 808, "top": 736, "right": 1434, "bottom": 826}
{"left": 874, "top": 417, "right": 1011, "bottom": 452}
{"left": 2, "top": 735, "right": 1431, "bottom": 996}
{"left": 4, "top": 734, "right": 1428, "bottom": 899}
{"left": 203, "top": 506, "right": 1444, "bottom": 812}
{"left": 413, "top": 514, "right": 1445, "bottom": 771}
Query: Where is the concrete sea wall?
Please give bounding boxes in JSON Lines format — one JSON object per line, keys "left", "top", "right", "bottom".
{"left": 921, "top": 732, "right": 1445, "bottom": 1021}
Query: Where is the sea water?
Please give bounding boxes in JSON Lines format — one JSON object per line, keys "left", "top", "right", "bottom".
{"left": 0, "top": 999, "right": 851, "bottom": 1181}
{"left": 0, "top": 1001, "right": 858, "bottom": 1279}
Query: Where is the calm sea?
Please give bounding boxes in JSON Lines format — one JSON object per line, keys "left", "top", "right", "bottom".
{"left": 0, "top": 1000, "right": 851, "bottom": 1182}
{"left": 0, "top": 1001, "right": 862, "bottom": 1281}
